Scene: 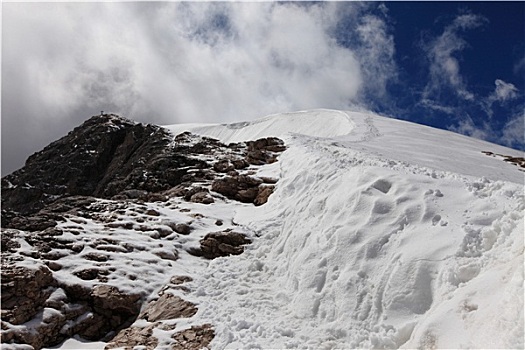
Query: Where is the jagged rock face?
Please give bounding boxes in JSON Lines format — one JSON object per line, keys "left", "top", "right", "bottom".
{"left": 1, "top": 114, "right": 205, "bottom": 215}
{"left": 1, "top": 115, "right": 285, "bottom": 220}
{"left": 1, "top": 264, "right": 57, "bottom": 325}
{"left": 0, "top": 114, "right": 286, "bottom": 349}
{"left": 0, "top": 261, "right": 142, "bottom": 349}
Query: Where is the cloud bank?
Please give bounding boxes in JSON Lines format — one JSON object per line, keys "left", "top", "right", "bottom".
{"left": 2, "top": 3, "right": 522, "bottom": 175}
{"left": 2, "top": 2, "right": 398, "bottom": 174}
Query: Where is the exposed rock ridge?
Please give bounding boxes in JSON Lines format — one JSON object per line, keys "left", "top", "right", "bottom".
{"left": 1, "top": 114, "right": 286, "bottom": 349}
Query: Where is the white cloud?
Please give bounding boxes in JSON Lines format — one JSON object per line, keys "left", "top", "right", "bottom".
{"left": 480, "top": 79, "right": 520, "bottom": 118}
{"left": 2, "top": 2, "right": 399, "bottom": 174}
{"left": 501, "top": 112, "right": 525, "bottom": 148}
{"left": 354, "top": 14, "right": 397, "bottom": 99}
{"left": 493, "top": 79, "right": 519, "bottom": 102}
{"left": 513, "top": 55, "right": 525, "bottom": 75}
{"left": 423, "top": 14, "right": 487, "bottom": 102}
{"left": 2, "top": 2, "right": 376, "bottom": 125}
{"left": 448, "top": 107, "right": 524, "bottom": 148}
{"left": 448, "top": 115, "right": 491, "bottom": 141}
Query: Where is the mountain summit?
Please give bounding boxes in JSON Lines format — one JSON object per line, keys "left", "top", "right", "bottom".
{"left": 1, "top": 110, "right": 523, "bottom": 349}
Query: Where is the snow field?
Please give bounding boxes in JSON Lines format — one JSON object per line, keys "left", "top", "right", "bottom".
{"left": 186, "top": 112, "right": 523, "bottom": 348}
{"left": 163, "top": 109, "right": 356, "bottom": 144}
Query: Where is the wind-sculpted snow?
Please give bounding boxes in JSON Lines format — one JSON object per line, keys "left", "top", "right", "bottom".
{"left": 165, "top": 110, "right": 523, "bottom": 349}
{"left": 3, "top": 109, "right": 523, "bottom": 349}
{"left": 190, "top": 130, "right": 523, "bottom": 349}
{"left": 164, "top": 109, "right": 356, "bottom": 143}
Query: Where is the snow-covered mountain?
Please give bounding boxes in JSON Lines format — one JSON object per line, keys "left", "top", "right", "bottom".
{"left": 1, "top": 109, "right": 523, "bottom": 349}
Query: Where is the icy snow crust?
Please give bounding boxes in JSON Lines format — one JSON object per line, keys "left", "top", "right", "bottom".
{"left": 50, "top": 109, "right": 523, "bottom": 349}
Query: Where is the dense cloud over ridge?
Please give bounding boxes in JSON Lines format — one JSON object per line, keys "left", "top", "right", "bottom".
{"left": 2, "top": 2, "right": 523, "bottom": 175}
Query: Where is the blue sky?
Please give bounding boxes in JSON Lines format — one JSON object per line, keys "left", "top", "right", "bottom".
{"left": 373, "top": 2, "right": 524, "bottom": 149}
{"left": 2, "top": 2, "right": 524, "bottom": 175}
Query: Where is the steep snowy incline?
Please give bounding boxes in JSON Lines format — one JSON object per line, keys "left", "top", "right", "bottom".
{"left": 187, "top": 128, "right": 524, "bottom": 349}
{"left": 333, "top": 111, "right": 524, "bottom": 184}
{"left": 165, "top": 109, "right": 523, "bottom": 184}
{"left": 164, "top": 109, "right": 356, "bottom": 143}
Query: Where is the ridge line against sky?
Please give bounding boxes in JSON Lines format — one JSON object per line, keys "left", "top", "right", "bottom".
{"left": 2, "top": 1, "right": 524, "bottom": 175}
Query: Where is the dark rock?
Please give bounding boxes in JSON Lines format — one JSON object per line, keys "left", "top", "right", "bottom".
{"left": 174, "top": 223, "right": 192, "bottom": 235}
{"left": 6, "top": 215, "right": 57, "bottom": 231}
{"left": 1, "top": 115, "right": 209, "bottom": 216}
{"left": 1, "top": 229, "right": 21, "bottom": 253}
{"left": 183, "top": 186, "right": 210, "bottom": 201}
{"left": 61, "top": 283, "right": 92, "bottom": 302}
{"left": 145, "top": 209, "right": 161, "bottom": 216}
{"left": 74, "top": 268, "right": 107, "bottom": 281}
{"left": 211, "top": 175, "right": 263, "bottom": 203}
{"left": 1, "top": 264, "right": 57, "bottom": 325}
{"left": 154, "top": 250, "right": 179, "bottom": 261}
{"left": 83, "top": 252, "right": 110, "bottom": 262}
{"left": 143, "top": 192, "right": 168, "bottom": 202}
{"left": 81, "top": 285, "right": 142, "bottom": 339}
{"left": 190, "top": 192, "right": 214, "bottom": 204}
{"left": 189, "top": 230, "right": 251, "bottom": 259}
{"left": 231, "top": 158, "right": 249, "bottom": 169}
{"left": 170, "top": 276, "right": 193, "bottom": 285}
{"left": 120, "top": 189, "right": 148, "bottom": 199}
{"left": 254, "top": 186, "right": 275, "bottom": 206}
{"left": 246, "top": 137, "right": 286, "bottom": 165}
{"left": 45, "top": 261, "right": 63, "bottom": 271}
{"left": 213, "top": 159, "right": 235, "bottom": 173}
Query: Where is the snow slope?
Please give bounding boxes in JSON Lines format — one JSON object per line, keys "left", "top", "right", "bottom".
{"left": 49, "top": 109, "right": 523, "bottom": 349}
{"left": 166, "top": 109, "right": 524, "bottom": 349}
{"left": 165, "top": 109, "right": 523, "bottom": 184}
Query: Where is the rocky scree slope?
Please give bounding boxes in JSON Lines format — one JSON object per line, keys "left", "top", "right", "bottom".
{"left": 1, "top": 114, "right": 285, "bottom": 349}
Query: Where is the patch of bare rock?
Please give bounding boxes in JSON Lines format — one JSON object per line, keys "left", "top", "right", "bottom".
{"left": 189, "top": 229, "right": 252, "bottom": 259}
{"left": 1, "top": 263, "right": 142, "bottom": 349}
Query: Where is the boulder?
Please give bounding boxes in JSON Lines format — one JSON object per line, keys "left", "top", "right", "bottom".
{"left": 190, "top": 191, "right": 214, "bottom": 204}
{"left": 1, "top": 264, "right": 57, "bottom": 325}
{"left": 105, "top": 324, "right": 158, "bottom": 350}
{"left": 189, "top": 230, "right": 251, "bottom": 259}
{"left": 140, "top": 294, "right": 197, "bottom": 322}
{"left": 211, "top": 175, "right": 263, "bottom": 203}
{"left": 91, "top": 285, "right": 142, "bottom": 325}
{"left": 171, "top": 324, "right": 215, "bottom": 350}
{"left": 254, "top": 186, "right": 275, "bottom": 206}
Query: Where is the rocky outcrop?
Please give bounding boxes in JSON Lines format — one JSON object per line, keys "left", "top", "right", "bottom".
{"left": 246, "top": 137, "right": 286, "bottom": 165}
{"left": 105, "top": 324, "right": 159, "bottom": 350}
{"left": 0, "top": 113, "right": 286, "bottom": 349}
{"left": 1, "top": 115, "right": 208, "bottom": 215}
{"left": 482, "top": 151, "right": 525, "bottom": 170}
{"left": 189, "top": 230, "right": 252, "bottom": 259}
{"left": 0, "top": 262, "right": 141, "bottom": 349}
{"left": 2, "top": 114, "right": 285, "bottom": 221}
{"left": 141, "top": 294, "right": 197, "bottom": 322}
{"left": 212, "top": 175, "right": 263, "bottom": 203}
{"left": 254, "top": 185, "right": 275, "bottom": 206}
{"left": 1, "top": 264, "right": 57, "bottom": 325}
{"left": 172, "top": 324, "right": 215, "bottom": 350}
